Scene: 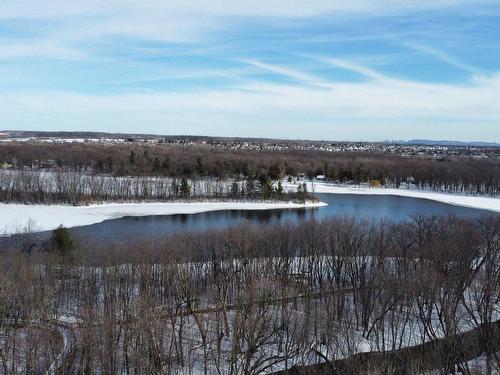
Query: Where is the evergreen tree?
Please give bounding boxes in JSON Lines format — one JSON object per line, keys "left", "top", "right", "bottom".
{"left": 180, "top": 177, "right": 191, "bottom": 199}
{"left": 260, "top": 176, "right": 273, "bottom": 199}
{"left": 297, "top": 183, "right": 307, "bottom": 203}
{"left": 50, "top": 225, "right": 74, "bottom": 257}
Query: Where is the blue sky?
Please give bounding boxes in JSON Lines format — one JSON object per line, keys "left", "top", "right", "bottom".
{"left": 1, "top": 1, "right": 499, "bottom": 141}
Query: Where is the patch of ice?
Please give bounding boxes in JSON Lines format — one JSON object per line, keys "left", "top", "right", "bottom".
{"left": 0, "top": 200, "right": 326, "bottom": 235}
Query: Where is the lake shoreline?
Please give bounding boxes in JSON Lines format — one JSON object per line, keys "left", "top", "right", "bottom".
{"left": 0, "top": 200, "right": 326, "bottom": 236}
{"left": 283, "top": 182, "right": 500, "bottom": 213}
{"left": 2, "top": 185, "right": 500, "bottom": 236}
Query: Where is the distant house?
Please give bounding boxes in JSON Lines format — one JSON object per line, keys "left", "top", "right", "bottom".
{"left": 316, "top": 175, "right": 326, "bottom": 181}
{"left": 370, "top": 179, "right": 381, "bottom": 187}
{"left": 1, "top": 162, "right": 12, "bottom": 170}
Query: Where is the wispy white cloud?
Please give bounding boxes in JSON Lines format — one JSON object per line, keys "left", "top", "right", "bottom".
{"left": 314, "top": 57, "right": 387, "bottom": 81}
{"left": 1, "top": 1, "right": 497, "bottom": 57}
{"left": 402, "top": 42, "right": 482, "bottom": 74}
{"left": 0, "top": 40, "right": 86, "bottom": 60}
{"left": 2, "top": 68, "right": 499, "bottom": 140}
{"left": 314, "top": 55, "right": 460, "bottom": 92}
{"left": 239, "top": 59, "right": 334, "bottom": 89}
{"left": 1, "top": 0, "right": 498, "bottom": 141}
{"left": 95, "top": 66, "right": 258, "bottom": 87}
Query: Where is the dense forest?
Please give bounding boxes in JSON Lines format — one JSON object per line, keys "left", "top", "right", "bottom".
{"left": 1, "top": 142, "right": 499, "bottom": 196}
{"left": 1, "top": 215, "right": 499, "bottom": 373}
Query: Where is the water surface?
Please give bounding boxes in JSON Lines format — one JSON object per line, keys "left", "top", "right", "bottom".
{"left": 2, "top": 193, "right": 497, "bottom": 248}
{"left": 67, "top": 193, "right": 497, "bottom": 244}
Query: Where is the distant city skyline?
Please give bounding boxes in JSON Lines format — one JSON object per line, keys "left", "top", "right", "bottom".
{"left": 1, "top": 1, "right": 499, "bottom": 141}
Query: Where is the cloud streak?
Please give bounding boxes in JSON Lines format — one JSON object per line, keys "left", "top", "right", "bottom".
{"left": 0, "top": 0, "right": 499, "bottom": 140}
{"left": 402, "top": 42, "right": 482, "bottom": 74}
{"left": 239, "top": 59, "right": 334, "bottom": 89}
{"left": 2, "top": 68, "right": 499, "bottom": 141}
{"left": 314, "top": 57, "right": 387, "bottom": 81}
{"left": 1, "top": 1, "right": 497, "bottom": 56}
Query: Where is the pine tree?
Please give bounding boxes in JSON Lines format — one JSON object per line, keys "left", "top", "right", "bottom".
{"left": 260, "top": 177, "right": 273, "bottom": 199}
{"left": 297, "top": 183, "right": 307, "bottom": 204}
{"left": 180, "top": 177, "right": 191, "bottom": 199}
{"left": 50, "top": 225, "right": 74, "bottom": 257}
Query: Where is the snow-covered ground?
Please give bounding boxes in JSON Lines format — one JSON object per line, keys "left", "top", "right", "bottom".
{"left": 0, "top": 200, "right": 326, "bottom": 235}
{"left": 284, "top": 181, "right": 500, "bottom": 213}
{"left": 2, "top": 180, "right": 499, "bottom": 236}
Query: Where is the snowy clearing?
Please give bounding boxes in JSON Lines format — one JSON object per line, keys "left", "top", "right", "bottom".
{"left": 0, "top": 200, "right": 326, "bottom": 235}
{"left": 284, "top": 181, "right": 500, "bottom": 213}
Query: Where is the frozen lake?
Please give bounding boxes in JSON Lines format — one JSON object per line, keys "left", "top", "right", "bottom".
{"left": 2, "top": 193, "right": 498, "bottom": 248}
{"left": 55, "top": 193, "right": 499, "bottom": 244}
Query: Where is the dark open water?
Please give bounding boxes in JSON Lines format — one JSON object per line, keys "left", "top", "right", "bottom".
{"left": 2, "top": 193, "right": 498, "bottom": 248}
{"left": 65, "top": 193, "right": 499, "bottom": 244}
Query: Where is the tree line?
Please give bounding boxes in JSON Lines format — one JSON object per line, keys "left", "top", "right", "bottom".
{"left": 1, "top": 142, "right": 499, "bottom": 196}
{"left": 0, "top": 170, "right": 306, "bottom": 205}
{"left": 1, "top": 215, "right": 499, "bottom": 373}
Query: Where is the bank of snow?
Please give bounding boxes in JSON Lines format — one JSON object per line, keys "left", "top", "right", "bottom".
{"left": 284, "top": 181, "right": 500, "bottom": 213}
{"left": 0, "top": 200, "right": 327, "bottom": 236}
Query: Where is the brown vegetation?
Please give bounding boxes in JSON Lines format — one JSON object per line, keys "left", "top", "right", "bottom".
{"left": 1, "top": 142, "right": 499, "bottom": 195}
{"left": 1, "top": 215, "right": 499, "bottom": 373}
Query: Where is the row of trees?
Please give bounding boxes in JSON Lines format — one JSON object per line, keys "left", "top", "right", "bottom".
{"left": 0, "top": 171, "right": 303, "bottom": 205}
{"left": 1, "top": 142, "right": 499, "bottom": 195}
{"left": 1, "top": 215, "right": 499, "bottom": 373}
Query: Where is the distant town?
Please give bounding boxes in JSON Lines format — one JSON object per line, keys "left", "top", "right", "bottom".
{"left": 1, "top": 130, "right": 498, "bottom": 162}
